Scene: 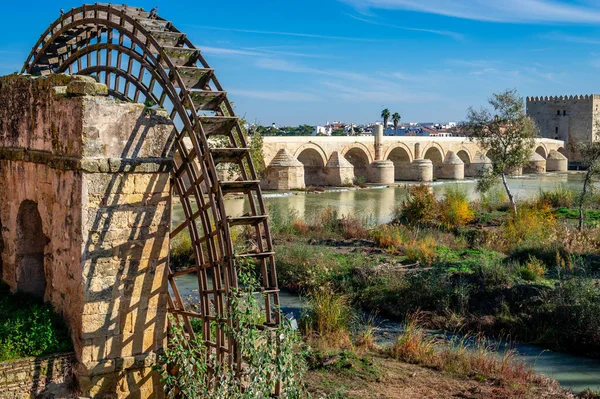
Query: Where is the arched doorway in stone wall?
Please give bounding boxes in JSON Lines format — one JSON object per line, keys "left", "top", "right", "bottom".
{"left": 344, "top": 147, "right": 370, "bottom": 182}
{"left": 16, "top": 200, "right": 49, "bottom": 298}
{"left": 297, "top": 148, "right": 326, "bottom": 186}
{"left": 387, "top": 147, "right": 411, "bottom": 181}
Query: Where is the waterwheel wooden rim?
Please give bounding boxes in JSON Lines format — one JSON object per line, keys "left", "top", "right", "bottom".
{"left": 22, "top": 3, "right": 280, "bottom": 366}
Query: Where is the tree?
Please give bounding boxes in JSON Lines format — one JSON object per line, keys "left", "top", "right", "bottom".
{"left": 392, "top": 112, "right": 401, "bottom": 134}
{"left": 463, "top": 89, "right": 537, "bottom": 215}
{"left": 577, "top": 133, "right": 600, "bottom": 230}
{"left": 249, "top": 129, "right": 265, "bottom": 175}
{"left": 381, "top": 108, "right": 390, "bottom": 132}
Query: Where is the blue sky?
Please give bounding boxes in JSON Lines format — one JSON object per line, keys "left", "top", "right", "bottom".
{"left": 2, "top": 1, "right": 600, "bottom": 125}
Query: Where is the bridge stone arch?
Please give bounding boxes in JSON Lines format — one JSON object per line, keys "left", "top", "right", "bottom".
{"left": 15, "top": 4, "right": 280, "bottom": 397}
{"left": 535, "top": 144, "right": 548, "bottom": 159}
{"left": 342, "top": 144, "right": 373, "bottom": 181}
{"left": 456, "top": 149, "right": 472, "bottom": 165}
{"left": 422, "top": 143, "right": 445, "bottom": 178}
{"left": 385, "top": 143, "right": 413, "bottom": 181}
{"left": 293, "top": 142, "right": 329, "bottom": 168}
{"left": 296, "top": 146, "right": 327, "bottom": 186}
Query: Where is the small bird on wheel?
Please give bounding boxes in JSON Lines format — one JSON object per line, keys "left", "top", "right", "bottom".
{"left": 60, "top": 9, "right": 65, "bottom": 16}
{"left": 149, "top": 7, "right": 158, "bottom": 19}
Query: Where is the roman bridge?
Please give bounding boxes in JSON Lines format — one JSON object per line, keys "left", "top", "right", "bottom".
{"left": 261, "top": 134, "right": 568, "bottom": 190}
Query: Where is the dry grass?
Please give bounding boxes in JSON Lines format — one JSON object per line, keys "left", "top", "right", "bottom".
{"left": 388, "top": 314, "right": 436, "bottom": 364}
{"left": 340, "top": 216, "right": 370, "bottom": 239}
{"left": 484, "top": 202, "right": 558, "bottom": 252}
{"left": 292, "top": 218, "right": 310, "bottom": 234}
{"left": 388, "top": 314, "right": 540, "bottom": 386}
{"left": 301, "top": 290, "right": 353, "bottom": 349}
{"left": 354, "top": 312, "right": 380, "bottom": 352}
{"left": 371, "top": 224, "right": 408, "bottom": 250}
{"left": 403, "top": 235, "right": 437, "bottom": 266}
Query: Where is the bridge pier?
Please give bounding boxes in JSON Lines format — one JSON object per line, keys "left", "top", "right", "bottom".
{"left": 465, "top": 154, "right": 492, "bottom": 177}
{"left": 369, "top": 160, "right": 395, "bottom": 184}
{"left": 437, "top": 151, "right": 465, "bottom": 180}
{"left": 409, "top": 159, "right": 434, "bottom": 182}
{"left": 524, "top": 152, "right": 547, "bottom": 174}
{"left": 326, "top": 152, "right": 354, "bottom": 186}
{"left": 546, "top": 150, "right": 568, "bottom": 172}
{"left": 262, "top": 149, "right": 305, "bottom": 190}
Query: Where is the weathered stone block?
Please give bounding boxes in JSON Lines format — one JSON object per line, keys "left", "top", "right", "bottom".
{"left": 67, "top": 76, "right": 109, "bottom": 97}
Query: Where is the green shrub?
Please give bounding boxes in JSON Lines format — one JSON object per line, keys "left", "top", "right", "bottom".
{"left": 170, "top": 233, "right": 193, "bottom": 271}
{"left": 159, "top": 272, "right": 308, "bottom": 398}
{"left": 399, "top": 184, "right": 439, "bottom": 226}
{"left": 537, "top": 184, "right": 575, "bottom": 208}
{"left": 440, "top": 186, "right": 474, "bottom": 228}
{"left": 0, "top": 283, "right": 72, "bottom": 361}
{"left": 275, "top": 243, "right": 363, "bottom": 292}
{"left": 478, "top": 185, "right": 509, "bottom": 212}
{"left": 268, "top": 203, "right": 301, "bottom": 234}
{"left": 516, "top": 256, "right": 546, "bottom": 281}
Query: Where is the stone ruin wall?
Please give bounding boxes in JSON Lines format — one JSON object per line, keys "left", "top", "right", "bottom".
{"left": 526, "top": 95, "right": 600, "bottom": 162}
{"left": 0, "top": 74, "right": 173, "bottom": 398}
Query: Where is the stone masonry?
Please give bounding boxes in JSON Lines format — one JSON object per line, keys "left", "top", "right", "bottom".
{"left": 260, "top": 136, "right": 567, "bottom": 189}
{"left": 527, "top": 95, "right": 600, "bottom": 164}
{"left": 0, "top": 74, "right": 173, "bottom": 398}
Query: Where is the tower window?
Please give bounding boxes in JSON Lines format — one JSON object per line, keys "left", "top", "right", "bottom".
{"left": 563, "top": 110, "right": 566, "bottom": 116}
{"left": 555, "top": 127, "right": 559, "bottom": 136}
{"left": 557, "top": 110, "right": 560, "bottom": 116}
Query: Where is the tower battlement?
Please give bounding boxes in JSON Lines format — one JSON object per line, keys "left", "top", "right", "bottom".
{"left": 526, "top": 95, "right": 600, "bottom": 102}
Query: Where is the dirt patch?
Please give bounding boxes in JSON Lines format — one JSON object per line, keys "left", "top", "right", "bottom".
{"left": 306, "top": 354, "right": 573, "bottom": 399}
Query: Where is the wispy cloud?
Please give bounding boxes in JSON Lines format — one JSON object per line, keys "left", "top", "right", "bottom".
{"left": 346, "top": 14, "right": 464, "bottom": 40}
{"left": 540, "top": 32, "right": 600, "bottom": 45}
{"left": 321, "top": 80, "right": 438, "bottom": 103}
{"left": 229, "top": 89, "right": 319, "bottom": 102}
{"left": 340, "top": 0, "right": 600, "bottom": 24}
{"left": 201, "top": 46, "right": 264, "bottom": 57}
{"left": 254, "top": 58, "right": 438, "bottom": 102}
{"left": 186, "top": 25, "right": 383, "bottom": 42}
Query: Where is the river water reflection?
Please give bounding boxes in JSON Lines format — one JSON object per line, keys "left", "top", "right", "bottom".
{"left": 173, "top": 173, "right": 589, "bottom": 225}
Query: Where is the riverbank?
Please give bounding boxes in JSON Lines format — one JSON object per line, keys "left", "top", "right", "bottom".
{"left": 269, "top": 183, "right": 600, "bottom": 360}
{"left": 306, "top": 350, "right": 573, "bottom": 399}
{"left": 169, "top": 177, "right": 600, "bottom": 395}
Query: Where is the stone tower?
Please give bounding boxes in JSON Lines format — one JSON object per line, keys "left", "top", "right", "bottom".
{"left": 526, "top": 95, "right": 600, "bottom": 164}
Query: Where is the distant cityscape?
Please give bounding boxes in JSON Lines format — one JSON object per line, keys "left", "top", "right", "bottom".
{"left": 250, "top": 120, "right": 461, "bottom": 137}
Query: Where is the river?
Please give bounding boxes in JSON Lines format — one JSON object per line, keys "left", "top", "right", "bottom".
{"left": 173, "top": 172, "right": 590, "bottom": 225}
{"left": 172, "top": 172, "right": 600, "bottom": 393}
{"left": 174, "top": 276, "right": 600, "bottom": 393}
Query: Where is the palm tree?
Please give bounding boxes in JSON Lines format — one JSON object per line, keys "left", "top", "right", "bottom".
{"left": 392, "top": 112, "right": 401, "bottom": 134}
{"left": 381, "top": 108, "right": 390, "bottom": 133}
